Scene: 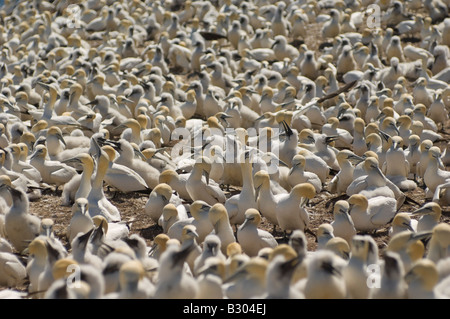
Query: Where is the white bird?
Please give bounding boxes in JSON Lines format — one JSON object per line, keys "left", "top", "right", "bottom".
{"left": 342, "top": 235, "right": 377, "bottom": 299}
{"left": 195, "top": 256, "right": 227, "bottom": 299}
{"left": 86, "top": 146, "right": 121, "bottom": 223}
{"left": 299, "top": 250, "right": 347, "bottom": 299}
{"left": 389, "top": 213, "right": 418, "bottom": 237}
{"left": 153, "top": 241, "right": 199, "bottom": 299}
{"left": 101, "top": 144, "right": 150, "bottom": 193}
{"left": 186, "top": 157, "right": 226, "bottom": 206}
{"left": 110, "top": 139, "right": 160, "bottom": 190}
{"left": 223, "top": 256, "right": 268, "bottom": 299}
{"left": 313, "top": 134, "right": 340, "bottom": 172}
{"left": 276, "top": 183, "right": 316, "bottom": 235}
{"left": 297, "top": 149, "right": 330, "bottom": 184}
{"left": 405, "top": 258, "right": 440, "bottom": 299}
{"left": 61, "top": 153, "right": 94, "bottom": 207}
{"left": 387, "top": 231, "right": 431, "bottom": 273}
{"left": 271, "top": 35, "right": 299, "bottom": 61}
{"left": 424, "top": 146, "right": 450, "bottom": 197}
{"left": 1, "top": 184, "right": 40, "bottom": 253}
{"left": 179, "top": 224, "right": 202, "bottom": 274}
{"left": 321, "top": 117, "right": 353, "bottom": 149}
{"left": 69, "top": 227, "right": 103, "bottom": 270}
{"left": 372, "top": 251, "right": 407, "bottom": 299}
{"left": 264, "top": 253, "right": 304, "bottom": 299}
{"left": 159, "top": 203, "right": 189, "bottom": 234}
{"left": 427, "top": 223, "right": 450, "bottom": 264}
{"left": 237, "top": 209, "right": 278, "bottom": 257}
{"left": 287, "top": 155, "right": 322, "bottom": 194}
{"left": 29, "top": 144, "right": 78, "bottom": 191}
{"left": 0, "top": 249, "right": 27, "bottom": 287}
{"left": 382, "top": 135, "right": 417, "bottom": 192}
{"left": 330, "top": 200, "right": 357, "bottom": 247}
{"left": 427, "top": 90, "right": 448, "bottom": 129}
{"left": 167, "top": 200, "right": 212, "bottom": 245}
{"left": 346, "top": 157, "right": 406, "bottom": 210}
{"left": 225, "top": 152, "right": 258, "bottom": 227}
{"left": 321, "top": 9, "right": 341, "bottom": 39}
{"left": 208, "top": 203, "right": 236, "bottom": 256}
{"left": 26, "top": 238, "right": 48, "bottom": 296}
{"left": 410, "top": 202, "right": 442, "bottom": 233}
{"left": 348, "top": 194, "right": 397, "bottom": 233}
{"left": 144, "top": 183, "right": 176, "bottom": 224}
{"left": 66, "top": 198, "right": 93, "bottom": 246}
{"left": 317, "top": 223, "right": 335, "bottom": 250}
{"left": 105, "top": 259, "right": 155, "bottom": 299}
{"left": 193, "top": 234, "right": 226, "bottom": 277}
{"left": 253, "top": 170, "right": 284, "bottom": 232}
{"left": 328, "top": 150, "right": 364, "bottom": 195}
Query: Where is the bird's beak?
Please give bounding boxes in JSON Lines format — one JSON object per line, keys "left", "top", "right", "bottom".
{"left": 203, "top": 169, "right": 210, "bottom": 185}
{"left": 254, "top": 184, "right": 261, "bottom": 201}
{"left": 61, "top": 157, "right": 82, "bottom": 165}
{"left": 348, "top": 154, "right": 365, "bottom": 164}
{"left": 325, "top": 135, "right": 339, "bottom": 144}
{"left": 410, "top": 206, "right": 432, "bottom": 217}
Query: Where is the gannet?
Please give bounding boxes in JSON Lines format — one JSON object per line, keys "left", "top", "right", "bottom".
{"left": 225, "top": 152, "right": 258, "bottom": 227}
{"left": 427, "top": 223, "right": 450, "bottom": 264}
{"left": 223, "top": 257, "right": 268, "bottom": 299}
{"left": 1, "top": 184, "right": 40, "bottom": 253}
{"left": 26, "top": 238, "right": 48, "bottom": 296}
{"left": 405, "top": 259, "right": 439, "bottom": 299}
{"left": 316, "top": 223, "right": 335, "bottom": 250}
{"left": 66, "top": 198, "right": 93, "bottom": 247}
{"left": 346, "top": 157, "right": 406, "bottom": 210}
{"left": 389, "top": 212, "right": 418, "bottom": 238}
{"left": 144, "top": 183, "right": 177, "bottom": 224}
{"left": 159, "top": 203, "right": 188, "bottom": 234}
{"left": 321, "top": 9, "right": 341, "bottom": 39}
{"left": 299, "top": 250, "right": 347, "bottom": 299}
{"left": 328, "top": 150, "right": 364, "bottom": 195}
{"left": 264, "top": 253, "right": 304, "bottom": 299}
{"left": 330, "top": 200, "right": 357, "bottom": 247}
{"left": 29, "top": 144, "right": 78, "bottom": 191}
{"left": 410, "top": 202, "right": 442, "bottom": 233}
{"left": 372, "top": 251, "right": 408, "bottom": 299}
{"left": 153, "top": 241, "right": 199, "bottom": 299}
{"left": 208, "top": 203, "right": 236, "bottom": 255}
{"left": 348, "top": 194, "right": 397, "bottom": 233}
{"left": 186, "top": 157, "right": 226, "bottom": 206}
{"left": 61, "top": 153, "right": 94, "bottom": 207}
{"left": 0, "top": 248, "right": 27, "bottom": 287}
{"left": 105, "top": 139, "right": 160, "bottom": 190}
{"left": 424, "top": 146, "right": 450, "bottom": 197}
{"left": 193, "top": 234, "right": 226, "bottom": 277}
{"left": 276, "top": 183, "right": 316, "bottom": 235}
{"left": 86, "top": 146, "right": 121, "bottom": 223}
{"left": 237, "top": 209, "right": 278, "bottom": 257}
{"left": 288, "top": 155, "right": 322, "bottom": 193}
{"left": 253, "top": 170, "right": 283, "bottom": 232}
{"left": 387, "top": 231, "right": 431, "bottom": 272}
{"left": 179, "top": 224, "right": 202, "bottom": 274}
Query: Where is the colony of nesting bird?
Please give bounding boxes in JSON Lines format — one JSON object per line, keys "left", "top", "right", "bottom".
{"left": 0, "top": 0, "right": 449, "bottom": 299}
